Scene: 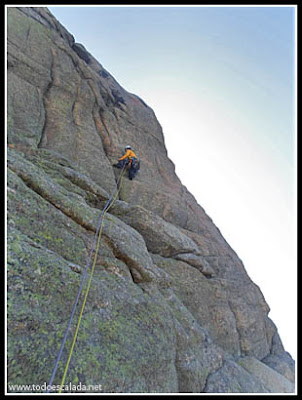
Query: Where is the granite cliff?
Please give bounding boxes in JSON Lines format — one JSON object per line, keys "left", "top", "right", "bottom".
{"left": 7, "top": 7, "right": 295, "bottom": 393}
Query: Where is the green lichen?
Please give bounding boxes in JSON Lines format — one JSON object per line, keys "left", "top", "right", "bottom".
{"left": 7, "top": 168, "right": 87, "bottom": 265}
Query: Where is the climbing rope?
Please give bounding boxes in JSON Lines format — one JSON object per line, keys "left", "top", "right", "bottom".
{"left": 46, "top": 165, "right": 126, "bottom": 393}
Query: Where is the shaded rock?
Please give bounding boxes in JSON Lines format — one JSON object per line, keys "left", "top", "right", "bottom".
{"left": 111, "top": 201, "right": 215, "bottom": 277}
{"left": 205, "top": 359, "right": 269, "bottom": 393}
{"left": 111, "top": 201, "right": 198, "bottom": 256}
{"left": 159, "top": 288, "right": 225, "bottom": 393}
{"left": 238, "top": 356, "right": 295, "bottom": 393}
{"left": 174, "top": 253, "right": 215, "bottom": 277}
{"left": 262, "top": 353, "right": 295, "bottom": 383}
{"left": 101, "top": 213, "right": 156, "bottom": 283}
{"left": 226, "top": 283, "right": 272, "bottom": 360}
{"left": 152, "top": 254, "right": 241, "bottom": 356}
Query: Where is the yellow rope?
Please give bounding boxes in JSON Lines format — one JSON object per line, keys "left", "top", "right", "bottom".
{"left": 58, "top": 169, "right": 125, "bottom": 393}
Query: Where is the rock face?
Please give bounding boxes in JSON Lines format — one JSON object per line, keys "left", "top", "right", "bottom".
{"left": 7, "top": 7, "right": 295, "bottom": 393}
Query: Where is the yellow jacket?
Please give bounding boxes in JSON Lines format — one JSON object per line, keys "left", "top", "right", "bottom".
{"left": 119, "top": 149, "right": 137, "bottom": 161}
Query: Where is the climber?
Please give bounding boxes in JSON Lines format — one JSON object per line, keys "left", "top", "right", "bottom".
{"left": 113, "top": 145, "right": 140, "bottom": 180}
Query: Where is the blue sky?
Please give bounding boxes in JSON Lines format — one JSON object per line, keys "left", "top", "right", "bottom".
{"left": 48, "top": 5, "right": 297, "bottom": 359}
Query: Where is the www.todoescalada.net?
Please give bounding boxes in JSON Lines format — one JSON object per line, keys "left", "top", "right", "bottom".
{"left": 7, "top": 382, "right": 103, "bottom": 393}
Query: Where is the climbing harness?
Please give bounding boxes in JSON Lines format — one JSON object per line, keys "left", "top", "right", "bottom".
{"left": 46, "top": 165, "right": 126, "bottom": 393}
{"left": 130, "top": 157, "right": 140, "bottom": 171}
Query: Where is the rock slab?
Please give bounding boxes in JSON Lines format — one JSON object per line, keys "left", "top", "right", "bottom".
{"left": 7, "top": 7, "right": 295, "bottom": 393}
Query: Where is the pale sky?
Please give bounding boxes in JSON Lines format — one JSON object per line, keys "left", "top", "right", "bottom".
{"left": 48, "top": 5, "right": 297, "bottom": 360}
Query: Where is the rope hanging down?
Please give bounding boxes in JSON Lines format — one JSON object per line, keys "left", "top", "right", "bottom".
{"left": 46, "top": 165, "right": 126, "bottom": 393}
